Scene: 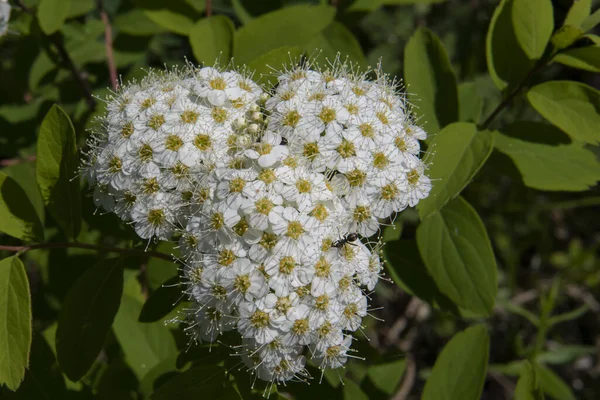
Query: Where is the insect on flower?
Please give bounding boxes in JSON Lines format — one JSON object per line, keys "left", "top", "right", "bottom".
{"left": 331, "top": 232, "right": 359, "bottom": 248}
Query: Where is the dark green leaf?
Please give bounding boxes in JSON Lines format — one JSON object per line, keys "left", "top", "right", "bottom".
{"left": 67, "top": 0, "right": 94, "bottom": 18}
{"left": 534, "top": 363, "right": 575, "bottom": 400}
{"left": 486, "top": 0, "right": 533, "bottom": 91}
{"left": 417, "top": 122, "right": 494, "bottom": 218}
{"left": 37, "top": 0, "right": 71, "bottom": 34}
{"left": 515, "top": 361, "right": 543, "bottom": 400}
{"left": 0, "top": 257, "right": 31, "bottom": 391}
{"left": 366, "top": 359, "right": 406, "bottom": 395}
{"left": 189, "top": 16, "right": 235, "bottom": 66}
{"left": 113, "top": 10, "right": 166, "bottom": 36}
{"left": 548, "top": 305, "right": 588, "bottom": 326}
{"left": 0, "top": 172, "right": 44, "bottom": 242}
{"left": 422, "top": 325, "right": 490, "bottom": 400}
{"left": 2, "top": 163, "right": 45, "bottom": 226}
{"left": 343, "top": 379, "right": 369, "bottom": 400}
{"left": 151, "top": 365, "right": 228, "bottom": 400}
{"left": 56, "top": 258, "right": 124, "bottom": 382}
{"left": 247, "top": 46, "right": 304, "bottom": 88}
{"left": 36, "top": 105, "right": 81, "bottom": 240}
{"left": 554, "top": 46, "right": 600, "bottom": 72}
{"left": 458, "top": 82, "right": 482, "bottom": 122}
{"left": 416, "top": 197, "right": 497, "bottom": 316}
{"left": 404, "top": 27, "right": 458, "bottom": 134}
{"left": 307, "top": 22, "right": 367, "bottom": 68}
{"left": 511, "top": 0, "right": 553, "bottom": 60}
{"left": 527, "top": 81, "right": 600, "bottom": 145}
{"left": 233, "top": 5, "right": 335, "bottom": 65}
{"left": 144, "top": 10, "right": 194, "bottom": 35}
{"left": 146, "top": 242, "right": 179, "bottom": 291}
{"left": 138, "top": 276, "right": 182, "bottom": 323}
{"left": 494, "top": 131, "right": 600, "bottom": 191}
{"left": 536, "top": 345, "right": 595, "bottom": 365}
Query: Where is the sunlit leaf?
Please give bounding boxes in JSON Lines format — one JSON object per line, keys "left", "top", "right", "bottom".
{"left": 189, "top": 16, "right": 234, "bottom": 66}
{"left": 511, "top": 0, "right": 553, "bottom": 60}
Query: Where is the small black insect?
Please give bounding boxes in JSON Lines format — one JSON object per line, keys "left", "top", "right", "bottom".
{"left": 280, "top": 137, "right": 288, "bottom": 145}
{"left": 331, "top": 232, "right": 359, "bottom": 248}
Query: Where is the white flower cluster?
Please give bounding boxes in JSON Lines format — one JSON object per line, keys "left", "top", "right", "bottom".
{"left": 82, "top": 60, "right": 431, "bottom": 385}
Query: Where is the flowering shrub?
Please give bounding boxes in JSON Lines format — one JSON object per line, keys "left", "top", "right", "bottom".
{"left": 1, "top": 1, "right": 600, "bottom": 399}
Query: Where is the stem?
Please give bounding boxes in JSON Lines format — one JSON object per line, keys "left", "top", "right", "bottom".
{"left": 0, "top": 155, "right": 36, "bottom": 167}
{"left": 16, "top": 1, "right": 96, "bottom": 110}
{"left": 97, "top": 0, "right": 118, "bottom": 91}
{"left": 206, "top": 0, "right": 212, "bottom": 17}
{"left": 0, "top": 242, "right": 176, "bottom": 263}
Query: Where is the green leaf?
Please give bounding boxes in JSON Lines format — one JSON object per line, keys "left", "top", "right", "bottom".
{"left": 366, "top": 359, "right": 406, "bottom": 395}
{"left": 0, "top": 172, "right": 44, "bottom": 242}
{"left": 343, "top": 379, "right": 369, "bottom": 400}
{"left": 551, "top": 25, "right": 585, "bottom": 50}
{"left": 144, "top": 9, "right": 194, "bottom": 36}
{"left": 138, "top": 276, "right": 182, "bottom": 323}
{"left": 581, "top": 8, "right": 600, "bottom": 32}
{"left": 113, "top": 9, "right": 166, "bottom": 36}
{"left": 67, "top": 0, "right": 94, "bottom": 18}
{"left": 189, "top": 16, "right": 235, "bottom": 66}
{"left": 494, "top": 131, "right": 600, "bottom": 191}
{"left": 37, "top": 0, "right": 72, "bottom": 34}
{"left": 0, "top": 257, "right": 32, "bottom": 391}
{"left": 417, "top": 122, "right": 494, "bottom": 218}
{"left": 527, "top": 81, "right": 600, "bottom": 144}
{"left": 404, "top": 27, "right": 458, "bottom": 134}
{"left": 233, "top": 5, "right": 335, "bottom": 65}
{"left": 146, "top": 242, "right": 179, "bottom": 291}
{"left": 113, "top": 275, "right": 177, "bottom": 380}
{"left": 486, "top": 0, "right": 533, "bottom": 91}
{"left": 515, "top": 361, "right": 543, "bottom": 400}
{"left": 554, "top": 46, "right": 600, "bottom": 72}
{"left": 384, "top": 239, "right": 460, "bottom": 313}
{"left": 548, "top": 305, "right": 588, "bottom": 326}
{"left": 36, "top": 105, "right": 81, "bottom": 240}
{"left": 458, "top": 82, "right": 482, "bottom": 122}
{"left": 307, "top": 22, "right": 367, "bottom": 68}
{"left": 536, "top": 345, "right": 596, "bottom": 365}
{"left": 564, "top": 0, "right": 591, "bottom": 28}
{"left": 416, "top": 197, "right": 497, "bottom": 316}
{"left": 422, "top": 325, "right": 490, "bottom": 400}
{"left": 56, "top": 258, "right": 124, "bottom": 382}
{"left": 151, "top": 365, "right": 228, "bottom": 400}
{"left": 247, "top": 46, "right": 304, "bottom": 87}
{"left": 511, "top": 0, "right": 553, "bottom": 60}
{"left": 2, "top": 163, "right": 45, "bottom": 230}
{"left": 534, "top": 363, "right": 575, "bottom": 400}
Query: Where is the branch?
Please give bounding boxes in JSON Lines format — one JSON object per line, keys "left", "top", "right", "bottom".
{"left": 0, "top": 242, "right": 177, "bottom": 263}
{"left": 97, "top": 0, "right": 118, "bottom": 91}
{"left": 0, "top": 155, "right": 36, "bottom": 167}
{"left": 206, "top": 0, "right": 212, "bottom": 17}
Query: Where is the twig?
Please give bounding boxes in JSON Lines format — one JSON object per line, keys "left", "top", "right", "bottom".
{"left": 97, "top": 0, "right": 118, "bottom": 90}
{"left": 0, "top": 155, "right": 36, "bottom": 167}
{"left": 0, "top": 242, "right": 176, "bottom": 263}
{"left": 206, "top": 0, "right": 212, "bottom": 17}
{"left": 391, "top": 356, "right": 416, "bottom": 400}
{"left": 16, "top": 0, "right": 96, "bottom": 110}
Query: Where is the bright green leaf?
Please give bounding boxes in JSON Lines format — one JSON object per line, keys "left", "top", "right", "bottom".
{"left": 458, "top": 82, "right": 482, "bottom": 122}
{"left": 138, "top": 276, "right": 182, "bottom": 323}
{"left": 512, "top": 0, "right": 554, "bottom": 60}
{"left": 564, "top": 0, "right": 591, "bottom": 28}
{"left": 515, "top": 361, "right": 543, "bottom": 400}
{"left": 113, "top": 275, "right": 177, "bottom": 380}
{"left": 343, "top": 379, "right": 369, "bottom": 400}
{"left": 581, "top": 8, "right": 600, "bottom": 32}
{"left": 307, "top": 22, "right": 367, "bottom": 68}
{"left": 37, "top": 0, "right": 71, "bottom": 35}
{"left": 422, "top": 325, "right": 490, "bottom": 400}
{"left": 36, "top": 105, "right": 81, "bottom": 240}
{"left": 534, "top": 363, "right": 576, "bottom": 400}
{"left": 486, "top": 0, "right": 533, "bottom": 91}
{"left": 56, "top": 259, "right": 123, "bottom": 382}
{"left": 233, "top": 5, "right": 335, "bottom": 65}
{"left": 0, "top": 172, "right": 44, "bottom": 242}
{"left": 189, "top": 16, "right": 235, "bottom": 66}
{"left": 527, "top": 81, "right": 600, "bottom": 144}
{"left": 554, "top": 46, "right": 600, "bottom": 72}
{"left": 247, "top": 46, "right": 304, "bottom": 87}
{"left": 551, "top": 25, "right": 585, "bottom": 50}
{"left": 151, "top": 365, "right": 229, "bottom": 400}
{"left": 144, "top": 9, "right": 194, "bottom": 36}
{"left": 0, "top": 257, "right": 32, "bottom": 391}
{"left": 366, "top": 359, "right": 406, "bottom": 395}
{"left": 417, "top": 122, "right": 494, "bottom": 218}
{"left": 404, "top": 27, "right": 458, "bottom": 134}
{"left": 67, "top": 0, "right": 94, "bottom": 18}
{"left": 494, "top": 132, "right": 600, "bottom": 191}
{"left": 416, "top": 197, "right": 497, "bottom": 316}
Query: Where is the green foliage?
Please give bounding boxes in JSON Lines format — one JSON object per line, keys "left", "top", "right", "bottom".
{"left": 0, "top": 172, "right": 44, "bottom": 242}
{"left": 37, "top": 0, "right": 72, "bottom": 34}
{"left": 0, "top": 257, "right": 31, "bottom": 390}
{"left": 514, "top": 361, "right": 543, "bottom": 400}
{"left": 35, "top": 105, "right": 81, "bottom": 240}
{"left": 56, "top": 258, "right": 124, "bottom": 381}
{"left": 511, "top": 0, "right": 553, "bottom": 60}
{"left": 422, "top": 325, "right": 490, "bottom": 400}
{"left": 189, "top": 16, "right": 234, "bottom": 66}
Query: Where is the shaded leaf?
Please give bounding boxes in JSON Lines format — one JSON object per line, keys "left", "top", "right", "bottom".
{"left": 233, "top": 5, "right": 335, "bottom": 65}
{"left": 113, "top": 9, "right": 166, "bottom": 36}
{"left": 416, "top": 197, "right": 497, "bottom": 316}
{"left": 247, "top": 46, "right": 304, "bottom": 87}
{"left": 366, "top": 359, "right": 406, "bottom": 395}
{"left": 37, "top": 0, "right": 71, "bottom": 34}
{"left": 417, "top": 122, "right": 494, "bottom": 218}
{"left": 138, "top": 276, "right": 182, "bottom": 323}
{"left": 458, "top": 82, "right": 482, "bottom": 123}
{"left": 0, "top": 257, "right": 31, "bottom": 391}
{"left": 536, "top": 345, "right": 596, "bottom": 365}
{"left": 515, "top": 361, "right": 543, "bottom": 400}
{"left": 527, "top": 81, "right": 600, "bottom": 145}
{"left": 534, "top": 363, "right": 575, "bottom": 400}
{"left": 144, "top": 10, "right": 194, "bottom": 35}
{"left": 511, "top": 0, "right": 554, "bottom": 60}
{"left": 494, "top": 131, "right": 600, "bottom": 191}
{"left": 554, "top": 46, "right": 600, "bottom": 72}
{"left": 0, "top": 172, "right": 44, "bottom": 242}
{"left": 422, "top": 325, "right": 490, "bottom": 400}
{"left": 56, "top": 258, "right": 124, "bottom": 382}
{"left": 404, "top": 27, "right": 458, "bottom": 134}
{"left": 146, "top": 242, "right": 179, "bottom": 291}
{"left": 189, "top": 16, "right": 234, "bottom": 66}
{"left": 151, "top": 365, "right": 229, "bottom": 400}
{"left": 36, "top": 105, "right": 81, "bottom": 240}
{"left": 343, "top": 379, "right": 369, "bottom": 400}
{"left": 307, "top": 22, "right": 367, "bottom": 68}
